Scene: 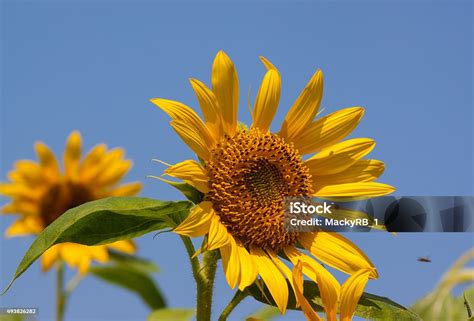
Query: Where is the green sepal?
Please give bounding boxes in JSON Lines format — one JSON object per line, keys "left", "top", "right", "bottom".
{"left": 150, "top": 176, "right": 204, "bottom": 204}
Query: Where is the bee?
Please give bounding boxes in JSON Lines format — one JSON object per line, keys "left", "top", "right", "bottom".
{"left": 417, "top": 254, "right": 431, "bottom": 263}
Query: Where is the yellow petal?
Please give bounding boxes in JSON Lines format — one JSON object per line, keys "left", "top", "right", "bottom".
{"left": 77, "top": 257, "right": 91, "bottom": 275}
{"left": 190, "top": 78, "right": 224, "bottom": 139}
{"left": 41, "top": 245, "right": 61, "bottom": 272}
{"left": 10, "top": 160, "right": 44, "bottom": 187}
{"left": 64, "top": 131, "right": 82, "bottom": 179}
{"left": 293, "top": 107, "right": 364, "bottom": 155}
{"left": 298, "top": 232, "right": 378, "bottom": 279}
{"left": 79, "top": 144, "right": 107, "bottom": 179}
{"left": 95, "top": 160, "right": 132, "bottom": 187}
{"left": 109, "top": 182, "right": 143, "bottom": 196}
{"left": 251, "top": 246, "right": 289, "bottom": 314}
{"left": 252, "top": 68, "right": 281, "bottom": 132}
{"left": 280, "top": 69, "right": 323, "bottom": 140}
{"left": 60, "top": 243, "right": 92, "bottom": 274}
{"left": 88, "top": 246, "right": 110, "bottom": 264}
{"left": 295, "top": 258, "right": 340, "bottom": 321}
{"left": 267, "top": 250, "right": 300, "bottom": 307}
{"left": 151, "top": 98, "right": 215, "bottom": 159}
{"left": 220, "top": 235, "right": 241, "bottom": 289}
{"left": 0, "top": 183, "right": 41, "bottom": 201}
{"left": 313, "top": 265, "right": 340, "bottom": 321}
{"left": 1, "top": 201, "right": 39, "bottom": 216}
{"left": 236, "top": 241, "right": 258, "bottom": 290}
{"left": 211, "top": 51, "right": 239, "bottom": 136}
{"left": 5, "top": 216, "right": 43, "bottom": 237}
{"left": 164, "top": 160, "right": 209, "bottom": 193}
{"left": 259, "top": 56, "right": 277, "bottom": 70}
{"left": 305, "top": 138, "right": 376, "bottom": 176}
{"left": 313, "top": 182, "right": 395, "bottom": 199}
{"left": 312, "top": 159, "right": 385, "bottom": 185}
{"left": 79, "top": 148, "right": 124, "bottom": 183}
{"left": 283, "top": 246, "right": 339, "bottom": 289}
{"left": 59, "top": 243, "right": 83, "bottom": 266}
{"left": 35, "top": 142, "right": 60, "bottom": 180}
{"left": 340, "top": 269, "right": 372, "bottom": 321}
{"left": 207, "top": 215, "right": 230, "bottom": 250}
{"left": 170, "top": 120, "right": 212, "bottom": 161}
{"left": 291, "top": 261, "right": 322, "bottom": 321}
{"left": 150, "top": 98, "right": 206, "bottom": 126}
{"left": 173, "top": 202, "right": 213, "bottom": 237}
{"left": 107, "top": 240, "right": 136, "bottom": 254}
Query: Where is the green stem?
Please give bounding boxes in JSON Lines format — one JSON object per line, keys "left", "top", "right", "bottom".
{"left": 56, "top": 261, "right": 66, "bottom": 321}
{"left": 180, "top": 236, "right": 201, "bottom": 281}
{"left": 65, "top": 272, "right": 83, "bottom": 300}
{"left": 179, "top": 236, "right": 218, "bottom": 321}
{"left": 196, "top": 250, "right": 218, "bottom": 321}
{"left": 218, "top": 290, "right": 248, "bottom": 321}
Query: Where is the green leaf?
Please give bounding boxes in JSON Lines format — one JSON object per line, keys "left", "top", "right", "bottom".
{"left": 147, "top": 308, "right": 195, "bottom": 321}
{"left": 90, "top": 252, "right": 166, "bottom": 310}
{"left": 108, "top": 250, "right": 160, "bottom": 274}
{"left": 246, "top": 305, "right": 280, "bottom": 320}
{"left": 355, "top": 292, "right": 422, "bottom": 320}
{"left": 248, "top": 280, "right": 422, "bottom": 320}
{"left": 167, "top": 182, "right": 204, "bottom": 204}
{"left": 90, "top": 264, "right": 166, "bottom": 310}
{"left": 3, "top": 197, "right": 192, "bottom": 293}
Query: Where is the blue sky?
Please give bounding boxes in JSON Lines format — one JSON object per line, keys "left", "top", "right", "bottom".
{"left": 0, "top": 1, "right": 472, "bottom": 320}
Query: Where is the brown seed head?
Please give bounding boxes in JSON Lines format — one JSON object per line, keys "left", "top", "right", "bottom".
{"left": 206, "top": 128, "right": 313, "bottom": 251}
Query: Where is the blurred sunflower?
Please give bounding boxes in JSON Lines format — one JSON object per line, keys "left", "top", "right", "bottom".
{"left": 0, "top": 131, "right": 142, "bottom": 274}
{"left": 151, "top": 51, "right": 394, "bottom": 314}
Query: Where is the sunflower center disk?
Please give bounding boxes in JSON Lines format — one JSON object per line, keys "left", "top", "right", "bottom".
{"left": 40, "top": 182, "right": 94, "bottom": 226}
{"left": 206, "top": 128, "right": 313, "bottom": 251}
{"left": 243, "top": 160, "right": 286, "bottom": 206}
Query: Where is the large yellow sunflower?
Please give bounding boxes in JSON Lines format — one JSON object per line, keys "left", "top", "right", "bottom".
{"left": 0, "top": 131, "right": 142, "bottom": 274}
{"left": 151, "top": 51, "right": 394, "bottom": 315}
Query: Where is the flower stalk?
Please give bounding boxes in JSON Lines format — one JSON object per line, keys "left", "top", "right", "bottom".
{"left": 196, "top": 250, "right": 218, "bottom": 321}
{"left": 218, "top": 290, "right": 249, "bottom": 321}
{"left": 56, "top": 260, "right": 66, "bottom": 321}
{"left": 180, "top": 236, "right": 218, "bottom": 321}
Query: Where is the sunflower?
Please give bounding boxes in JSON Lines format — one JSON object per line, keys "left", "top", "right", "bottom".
{"left": 151, "top": 51, "right": 394, "bottom": 315}
{"left": 0, "top": 131, "right": 142, "bottom": 274}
